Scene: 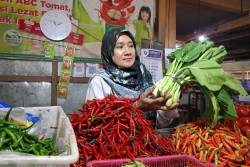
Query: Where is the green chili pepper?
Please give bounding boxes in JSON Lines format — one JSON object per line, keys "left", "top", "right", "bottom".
{"left": 23, "top": 136, "right": 32, "bottom": 144}
{"left": 0, "top": 120, "right": 18, "bottom": 126}
{"left": 3, "top": 138, "right": 12, "bottom": 144}
{"left": 3, "top": 127, "right": 17, "bottom": 142}
{"left": 32, "top": 147, "right": 40, "bottom": 156}
{"left": 214, "top": 151, "right": 218, "bottom": 166}
{"left": 39, "top": 149, "right": 45, "bottom": 156}
{"left": 10, "top": 133, "right": 22, "bottom": 148}
{"left": 5, "top": 107, "right": 13, "bottom": 121}
{"left": 0, "top": 130, "right": 6, "bottom": 148}
{"left": 16, "top": 147, "right": 33, "bottom": 153}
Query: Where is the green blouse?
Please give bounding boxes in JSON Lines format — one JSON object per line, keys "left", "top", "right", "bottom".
{"left": 134, "top": 20, "right": 153, "bottom": 46}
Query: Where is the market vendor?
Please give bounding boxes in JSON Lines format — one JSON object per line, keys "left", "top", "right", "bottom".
{"left": 85, "top": 28, "right": 179, "bottom": 128}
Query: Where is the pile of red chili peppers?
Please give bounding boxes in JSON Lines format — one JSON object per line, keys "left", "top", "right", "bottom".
{"left": 69, "top": 94, "right": 181, "bottom": 166}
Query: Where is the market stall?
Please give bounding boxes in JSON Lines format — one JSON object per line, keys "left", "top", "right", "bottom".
{"left": 0, "top": 0, "right": 250, "bottom": 167}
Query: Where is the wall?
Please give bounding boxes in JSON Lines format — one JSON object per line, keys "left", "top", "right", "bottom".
{"left": 0, "top": 59, "right": 89, "bottom": 114}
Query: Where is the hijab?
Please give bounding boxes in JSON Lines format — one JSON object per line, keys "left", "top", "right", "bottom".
{"left": 94, "top": 28, "right": 154, "bottom": 98}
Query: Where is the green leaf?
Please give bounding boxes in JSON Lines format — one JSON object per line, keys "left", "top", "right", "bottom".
{"left": 201, "top": 104, "right": 214, "bottom": 120}
{"left": 210, "top": 46, "right": 227, "bottom": 64}
{"left": 189, "top": 60, "right": 227, "bottom": 91}
{"left": 200, "top": 87, "right": 220, "bottom": 127}
{"left": 200, "top": 39, "right": 214, "bottom": 53}
{"left": 198, "top": 48, "right": 214, "bottom": 61}
{"left": 175, "top": 41, "right": 196, "bottom": 62}
{"left": 223, "top": 75, "right": 248, "bottom": 95}
{"left": 183, "top": 43, "right": 203, "bottom": 63}
{"left": 167, "top": 52, "right": 175, "bottom": 62}
{"left": 166, "top": 61, "right": 174, "bottom": 74}
{"left": 172, "top": 48, "right": 182, "bottom": 61}
{"left": 216, "top": 88, "right": 238, "bottom": 120}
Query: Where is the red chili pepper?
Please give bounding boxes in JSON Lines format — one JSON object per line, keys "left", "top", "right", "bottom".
{"left": 191, "top": 143, "right": 196, "bottom": 155}
{"left": 98, "top": 132, "right": 107, "bottom": 159}
{"left": 179, "top": 136, "right": 186, "bottom": 147}
{"left": 82, "top": 147, "right": 89, "bottom": 164}
{"left": 207, "top": 149, "right": 217, "bottom": 163}
{"left": 211, "top": 135, "right": 218, "bottom": 148}
{"left": 218, "top": 160, "right": 227, "bottom": 167}
{"left": 227, "top": 160, "right": 237, "bottom": 167}
{"left": 119, "top": 122, "right": 129, "bottom": 130}
{"left": 220, "top": 135, "right": 234, "bottom": 154}
{"left": 187, "top": 144, "right": 192, "bottom": 156}
{"left": 40, "top": 133, "right": 46, "bottom": 140}
{"left": 198, "top": 133, "right": 211, "bottom": 144}
{"left": 219, "top": 127, "right": 238, "bottom": 136}
{"left": 223, "top": 137, "right": 240, "bottom": 150}
{"left": 239, "top": 149, "right": 247, "bottom": 157}
{"left": 201, "top": 127, "right": 210, "bottom": 136}
{"left": 125, "top": 146, "right": 134, "bottom": 159}
{"left": 219, "top": 149, "right": 232, "bottom": 156}
{"left": 143, "top": 129, "right": 149, "bottom": 148}
{"left": 103, "top": 118, "right": 114, "bottom": 130}
{"left": 218, "top": 156, "right": 227, "bottom": 162}
{"left": 80, "top": 143, "right": 93, "bottom": 153}
{"left": 117, "top": 120, "right": 125, "bottom": 143}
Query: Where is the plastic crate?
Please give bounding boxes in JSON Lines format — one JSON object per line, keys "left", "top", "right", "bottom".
{"left": 86, "top": 155, "right": 216, "bottom": 167}
{"left": 0, "top": 106, "right": 79, "bottom": 167}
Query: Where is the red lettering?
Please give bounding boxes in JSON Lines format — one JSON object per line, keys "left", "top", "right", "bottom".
{"left": 1, "top": 0, "right": 13, "bottom": 3}
{"left": 67, "top": 14, "right": 72, "bottom": 21}
{"left": 31, "top": 0, "right": 37, "bottom": 6}
{"left": 16, "top": 0, "right": 37, "bottom": 6}
{"left": 0, "top": 16, "right": 12, "bottom": 24}
{"left": 11, "top": 7, "right": 17, "bottom": 14}
{"left": 65, "top": 5, "right": 69, "bottom": 11}
{"left": 40, "top": 1, "right": 46, "bottom": 7}
{"left": 17, "top": 9, "right": 23, "bottom": 14}
{"left": 0, "top": 6, "right": 8, "bottom": 13}
{"left": 15, "top": 17, "right": 18, "bottom": 24}
{"left": 41, "top": 11, "right": 47, "bottom": 16}
{"left": 5, "top": 16, "right": 11, "bottom": 23}
{"left": 16, "top": 0, "right": 23, "bottom": 5}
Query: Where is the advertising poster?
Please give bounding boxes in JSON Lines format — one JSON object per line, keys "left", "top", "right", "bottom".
{"left": 0, "top": 0, "right": 154, "bottom": 61}
{"left": 141, "top": 48, "right": 163, "bottom": 82}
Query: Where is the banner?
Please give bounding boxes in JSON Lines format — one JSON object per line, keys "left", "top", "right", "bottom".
{"left": 141, "top": 49, "right": 163, "bottom": 82}
{"left": 0, "top": 0, "right": 154, "bottom": 60}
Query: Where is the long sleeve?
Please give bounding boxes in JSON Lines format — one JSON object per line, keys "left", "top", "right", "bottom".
{"left": 85, "top": 76, "right": 112, "bottom": 102}
{"left": 156, "top": 109, "right": 179, "bottom": 129}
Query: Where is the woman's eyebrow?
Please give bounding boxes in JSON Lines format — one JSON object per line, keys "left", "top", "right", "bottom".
{"left": 116, "top": 41, "right": 133, "bottom": 45}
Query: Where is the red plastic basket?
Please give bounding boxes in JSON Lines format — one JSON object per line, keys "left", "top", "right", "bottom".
{"left": 86, "top": 155, "right": 216, "bottom": 167}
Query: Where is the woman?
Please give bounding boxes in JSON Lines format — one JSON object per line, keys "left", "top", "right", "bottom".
{"left": 85, "top": 28, "right": 179, "bottom": 128}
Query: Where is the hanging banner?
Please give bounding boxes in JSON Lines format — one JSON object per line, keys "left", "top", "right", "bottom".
{"left": 0, "top": 0, "right": 154, "bottom": 60}
{"left": 57, "top": 46, "right": 75, "bottom": 98}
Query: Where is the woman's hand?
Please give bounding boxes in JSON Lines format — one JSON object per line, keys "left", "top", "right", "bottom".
{"left": 135, "top": 86, "right": 179, "bottom": 112}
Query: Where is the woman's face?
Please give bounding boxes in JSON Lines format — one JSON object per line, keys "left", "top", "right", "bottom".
{"left": 113, "top": 34, "right": 136, "bottom": 69}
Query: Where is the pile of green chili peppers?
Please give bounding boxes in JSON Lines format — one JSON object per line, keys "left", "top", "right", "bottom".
{"left": 0, "top": 107, "right": 58, "bottom": 156}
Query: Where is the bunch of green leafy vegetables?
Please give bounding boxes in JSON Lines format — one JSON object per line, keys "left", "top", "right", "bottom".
{"left": 152, "top": 39, "right": 248, "bottom": 127}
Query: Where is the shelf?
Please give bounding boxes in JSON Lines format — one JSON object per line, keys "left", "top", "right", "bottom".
{"left": 226, "top": 71, "right": 250, "bottom": 80}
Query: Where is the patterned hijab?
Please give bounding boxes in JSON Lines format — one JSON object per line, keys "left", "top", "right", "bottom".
{"left": 94, "top": 28, "right": 154, "bottom": 98}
